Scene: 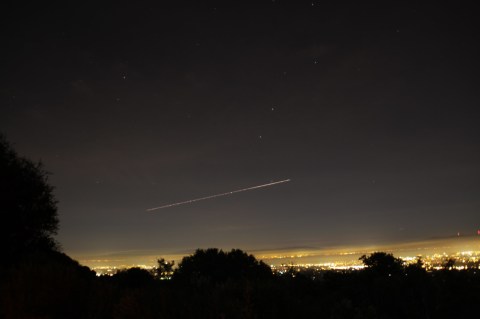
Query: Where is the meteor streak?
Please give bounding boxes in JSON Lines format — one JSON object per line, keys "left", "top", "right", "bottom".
{"left": 147, "top": 179, "right": 290, "bottom": 212}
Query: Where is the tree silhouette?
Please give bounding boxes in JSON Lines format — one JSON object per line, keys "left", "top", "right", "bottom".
{"left": 155, "top": 258, "right": 175, "bottom": 280}
{"left": 359, "top": 252, "right": 404, "bottom": 276}
{"left": 112, "top": 267, "right": 155, "bottom": 289}
{"left": 442, "top": 258, "right": 456, "bottom": 270}
{"left": 405, "top": 256, "right": 427, "bottom": 275}
{"left": 0, "top": 134, "right": 59, "bottom": 259}
{"left": 173, "top": 248, "right": 272, "bottom": 284}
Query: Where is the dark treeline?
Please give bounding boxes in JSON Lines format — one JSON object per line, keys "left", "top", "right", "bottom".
{"left": 1, "top": 248, "right": 480, "bottom": 318}
{"left": 1, "top": 135, "right": 479, "bottom": 318}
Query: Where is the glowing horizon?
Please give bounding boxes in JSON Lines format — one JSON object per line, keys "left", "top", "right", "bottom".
{"left": 72, "top": 235, "right": 480, "bottom": 269}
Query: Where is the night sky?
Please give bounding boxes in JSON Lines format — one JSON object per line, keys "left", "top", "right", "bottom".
{"left": 2, "top": 1, "right": 479, "bottom": 264}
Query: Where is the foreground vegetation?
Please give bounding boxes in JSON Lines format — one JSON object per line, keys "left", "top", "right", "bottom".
{"left": 1, "top": 248, "right": 480, "bottom": 318}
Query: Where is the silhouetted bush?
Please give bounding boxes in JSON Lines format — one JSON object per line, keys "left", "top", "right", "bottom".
{"left": 173, "top": 248, "right": 273, "bottom": 285}
{"left": 359, "top": 251, "right": 404, "bottom": 276}
{"left": 0, "top": 250, "right": 95, "bottom": 319}
{"left": 0, "top": 134, "right": 59, "bottom": 260}
{"left": 112, "top": 267, "right": 155, "bottom": 289}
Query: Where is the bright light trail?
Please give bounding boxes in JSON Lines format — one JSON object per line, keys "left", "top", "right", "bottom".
{"left": 146, "top": 179, "right": 290, "bottom": 212}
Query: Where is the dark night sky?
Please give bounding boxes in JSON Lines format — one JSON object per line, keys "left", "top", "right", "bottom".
{"left": 1, "top": 1, "right": 479, "bottom": 261}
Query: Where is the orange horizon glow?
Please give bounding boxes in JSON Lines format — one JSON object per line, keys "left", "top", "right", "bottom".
{"left": 72, "top": 235, "right": 480, "bottom": 269}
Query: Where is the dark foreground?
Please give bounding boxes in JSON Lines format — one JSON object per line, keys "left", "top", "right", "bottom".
{"left": 1, "top": 249, "right": 479, "bottom": 319}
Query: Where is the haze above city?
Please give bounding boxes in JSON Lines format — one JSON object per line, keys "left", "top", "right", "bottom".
{"left": 1, "top": 2, "right": 479, "bottom": 268}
